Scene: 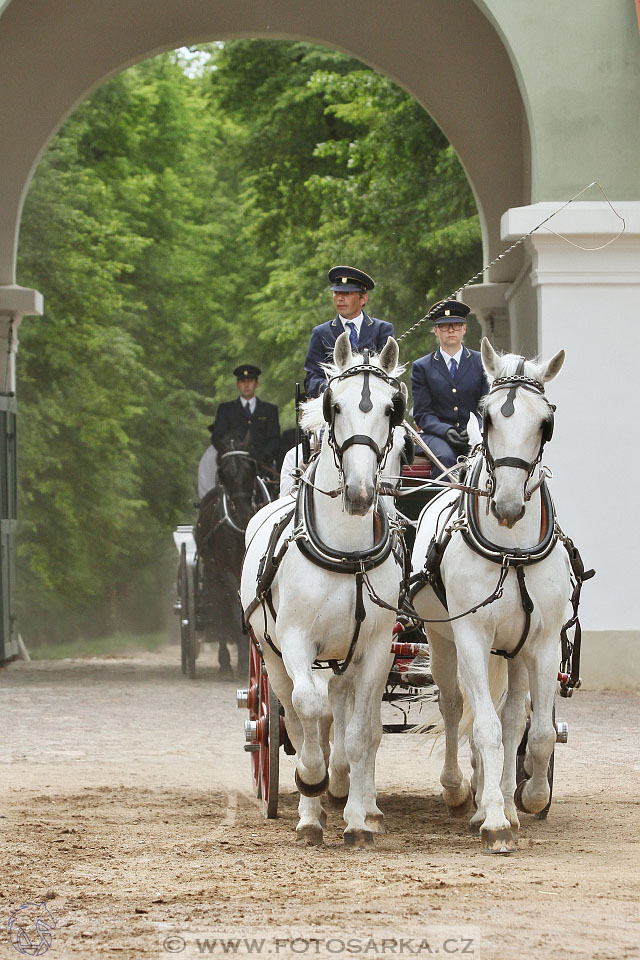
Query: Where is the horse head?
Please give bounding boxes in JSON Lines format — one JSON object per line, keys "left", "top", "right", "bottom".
{"left": 216, "top": 432, "right": 263, "bottom": 527}
{"left": 480, "top": 338, "right": 564, "bottom": 528}
{"left": 323, "top": 333, "right": 405, "bottom": 516}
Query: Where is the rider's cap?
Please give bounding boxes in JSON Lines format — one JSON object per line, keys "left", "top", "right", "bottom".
{"left": 233, "top": 364, "right": 261, "bottom": 380}
{"left": 430, "top": 299, "right": 471, "bottom": 325}
{"left": 328, "top": 265, "right": 375, "bottom": 293}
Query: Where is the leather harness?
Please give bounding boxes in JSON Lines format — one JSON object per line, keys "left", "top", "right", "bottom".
{"left": 242, "top": 459, "right": 405, "bottom": 676}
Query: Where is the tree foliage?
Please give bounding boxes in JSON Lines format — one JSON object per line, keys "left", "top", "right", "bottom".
{"left": 16, "top": 41, "right": 481, "bottom": 643}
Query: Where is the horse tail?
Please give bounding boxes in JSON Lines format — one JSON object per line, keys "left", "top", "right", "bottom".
{"left": 410, "top": 654, "right": 508, "bottom": 744}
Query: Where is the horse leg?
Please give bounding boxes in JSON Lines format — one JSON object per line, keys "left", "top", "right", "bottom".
{"left": 500, "top": 657, "right": 529, "bottom": 831}
{"left": 518, "top": 643, "right": 557, "bottom": 814}
{"left": 469, "top": 736, "right": 484, "bottom": 832}
{"left": 429, "top": 633, "right": 472, "bottom": 814}
{"left": 327, "top": 673, "right": 352, "bottom": 806}
{"left": 263, "top": 647, "right": 326, "bottom": 844}
{"left": 455, "top": 626, "right": 516, "bottom": 853}
{"left": 282, "top": 636, "right": 329, "bottom": 799}
{"left": 218, "top": 637, "right": 231, "bottom": 673}
{"left": 342, "top": 645, "right": 389, "bottom": 846}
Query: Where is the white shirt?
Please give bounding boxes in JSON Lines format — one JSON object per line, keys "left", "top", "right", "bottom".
{"left": 242, "top": 397, "right": 257, "bottom": 415}
{"left": 440, "top": 346, "right": 463, "bottom": 373}
{"left": 339, "top": 312, "right": 364, "bottom": 336}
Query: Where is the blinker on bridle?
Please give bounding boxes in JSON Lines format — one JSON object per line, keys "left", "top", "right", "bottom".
{"left": 323, "top": 351, "right": 405, "bottom": 466}
{"left": 483, "top": 357, "right": 556, "bottom": 495}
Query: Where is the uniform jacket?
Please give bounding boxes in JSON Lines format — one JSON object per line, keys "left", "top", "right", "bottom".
{"left": 209, "top": 396, "right": 281, "bottom": 466}
{"left": 304, "top": 312, "right": 395, "bottom": 398}
{"left": 410, "top": 346, "right": 488, "bottom": 439}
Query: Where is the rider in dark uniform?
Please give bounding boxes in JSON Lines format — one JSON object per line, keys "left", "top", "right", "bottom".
{"left": 410, "top": 300, "right": 488, "bottom": 478}
{"left": 304, "top": 266, "right": 395, "bottom": 398}
{"left": 209, "top": 363, "right": 281, "bottom": 471}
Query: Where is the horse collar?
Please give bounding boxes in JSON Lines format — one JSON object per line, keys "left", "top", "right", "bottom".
{"left": 460, "top": 458, "right": 557, "bottom": 565}
{"left": 294, "top": 460, "right": 395, "bottom": 574}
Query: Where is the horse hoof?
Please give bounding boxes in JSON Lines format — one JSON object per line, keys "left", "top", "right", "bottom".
{"left": 480, "top": 827, "right": 517, "bottom": 855}
{"left": 515, "top": 778, "right": 549, "bottom": 816}
{"left": 326, "top": 790, "right": 348, "bottom": 810}
{"left": 514, "top": 779, "right": 528, "bottom": 813}
{"left": 446, "top": 794, "right": 473, "bottom": 819}
{"left": 344, "top": 829, "right": 374, "bottom": 848}
{"left": 366, "top": 813, "right": 386, "bottom": 834}
{"left": 295, "top": 769, "right": 329, "bottom": 798}
{"left": 296, "top": 824, "right": 323, "bottom": 846}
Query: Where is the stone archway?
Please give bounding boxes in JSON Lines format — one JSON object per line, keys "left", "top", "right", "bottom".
{"left": 1, "top": 0, "right": 639, "bottom": 677}
{"left": 0, "top": 0, "right": 528, "bottom": 289}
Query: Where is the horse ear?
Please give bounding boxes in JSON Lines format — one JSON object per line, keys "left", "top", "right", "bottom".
{"left": 540, "top": 349, "right": 565, "bottom": 382}
{"left": 379, "top": 336, "right": 399, "bottom": 374}
{"left": 481, "top": 337, "right": 500, "bottom": 379}
{"left": 400, "top": 381, "right": 408, "bottom": 404}
{"left": 334, "top": 330, "right": 353, "bottom": 370}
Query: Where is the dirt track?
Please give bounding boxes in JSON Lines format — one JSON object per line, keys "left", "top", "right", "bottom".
{"left": 1, "top": 644, "right": 639, "bottom": 959}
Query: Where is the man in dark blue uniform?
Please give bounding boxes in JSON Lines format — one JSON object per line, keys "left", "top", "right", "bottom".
{"left": 410, "top": 300, "right": 488, "bottom": 478}
{"left": 209, "top": 364, "right": 280, "bottom": 470}
{"left": 304, "top": 266, "right": 395, "bottom": 398}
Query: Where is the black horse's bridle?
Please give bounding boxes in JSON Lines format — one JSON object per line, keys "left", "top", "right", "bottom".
{"left": 218, "top": 450, "right": 271, "bottom": 534}
{"left": 482, "top": 358, "right": 556, "bottom": 498}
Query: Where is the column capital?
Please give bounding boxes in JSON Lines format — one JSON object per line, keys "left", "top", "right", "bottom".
{"left": 0, "top": 284, "right": 42, "bottom": 317}
{"left": 501, "top": 200, "right": 640, "bottom": 242}
{"left": 501, "top": 202, "right": 640, "bottom": 287}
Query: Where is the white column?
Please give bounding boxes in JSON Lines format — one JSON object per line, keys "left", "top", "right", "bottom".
{"left": 0, "top": 285, "right": 43, "bottom": 391}
{"left": 502, "top": 202, "right": 640, "bottom": 688}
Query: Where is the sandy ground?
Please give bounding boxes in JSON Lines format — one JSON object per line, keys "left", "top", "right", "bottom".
{"left": 1, "top": 643, "right": 639, "bottom": 960}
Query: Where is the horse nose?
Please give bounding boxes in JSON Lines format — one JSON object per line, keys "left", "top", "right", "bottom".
{"left": 344, "top": 479, "right": 375, "bottom": 515}
{"left": 491, "top": 499, "right": 525, "bottom": 528}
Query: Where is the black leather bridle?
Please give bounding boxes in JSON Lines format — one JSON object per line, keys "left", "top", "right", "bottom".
{"left": 322, "top": 355, "right": 406, "bottom": 469}
{"left": 482, "top": 358, "right": 556, "bottom": 498}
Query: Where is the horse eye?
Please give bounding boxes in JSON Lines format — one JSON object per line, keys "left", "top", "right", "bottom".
{"left": 385, "top": 404, "right": 393, "bottom": 417}
{"left": 334, "top": 403, "right": 341, "bottom": 415}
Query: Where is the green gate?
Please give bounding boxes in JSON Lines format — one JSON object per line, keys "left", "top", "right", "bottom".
{"left": 0, "top": 394, "right": 17, "bottom": 662}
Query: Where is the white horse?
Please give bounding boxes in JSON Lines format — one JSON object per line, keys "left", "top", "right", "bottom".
{"left": 240, "top": 334, "right": 406, "bottom": 846}
{"left": 411, "top": 338, "right": 570, "bottom": 853}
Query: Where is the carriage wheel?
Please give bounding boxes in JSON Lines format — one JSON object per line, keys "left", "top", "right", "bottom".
{"left": 515, "top": 705, "right": 555, "bottom": 820}
{"left": 258, "top": 668, "right": 281, "bottom": 819}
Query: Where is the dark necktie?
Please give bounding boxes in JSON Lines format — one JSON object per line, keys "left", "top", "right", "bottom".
{"left": 243, "top": 402, "right": 252, "bottom": 418}
{"left": 449, "top": 357, "right": 458, "bottom": 380}
{"left": 346, "top": 322, "right": 359, "bottom": 351}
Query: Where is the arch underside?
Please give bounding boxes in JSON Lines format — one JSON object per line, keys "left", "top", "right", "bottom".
{"left": 0, "top": 0, "right": 529, "bottom": 286}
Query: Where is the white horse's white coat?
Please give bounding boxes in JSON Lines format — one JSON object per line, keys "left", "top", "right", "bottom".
{"left": 241, "top": 335, "right": 405, "bottom": 845}
{"left": 411, "top": 339, "right": 570, "bottom": 852}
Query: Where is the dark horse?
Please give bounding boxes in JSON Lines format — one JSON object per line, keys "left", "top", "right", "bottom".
{"left": 194, "top": 432, "right": 271, "bottom": 678}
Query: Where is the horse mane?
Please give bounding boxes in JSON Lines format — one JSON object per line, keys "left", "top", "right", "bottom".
{"left": 301, "top": 351, "right": 406, "bottom": 432}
